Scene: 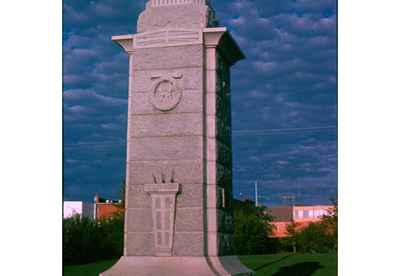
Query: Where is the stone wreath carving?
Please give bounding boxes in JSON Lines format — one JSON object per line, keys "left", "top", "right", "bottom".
{"left": 149, "top": 73, "right": 183, "bottom": 112}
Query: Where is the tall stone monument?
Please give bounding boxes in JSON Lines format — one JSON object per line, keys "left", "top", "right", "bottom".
{"left": 102, "top": 0, "right": 252, "bottom": 275}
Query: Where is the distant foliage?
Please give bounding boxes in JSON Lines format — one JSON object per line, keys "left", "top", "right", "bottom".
{"left": 320, "top": 202, "right": 338, "bottom": 251}
{"left": 233, "top": 199, "right": 276, "bottom": 255}
{"left": 63, "top": 213, "right": 124, "bottom": 265}
{"left": 296, "top": 223, "right": 334, "bottom": 253}
{"left": 281, "top": 222, "right": 301, "bottom": 253}
{"left": 288, "top": 202, "right": 338, "bottom": 253}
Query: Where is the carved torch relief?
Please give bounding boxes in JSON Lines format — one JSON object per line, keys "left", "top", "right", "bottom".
{"left": 144, "top": 172, "right": 180, "bottom": 257}
{"left": 149, "top": 73, "right": 183, "bottom": 112}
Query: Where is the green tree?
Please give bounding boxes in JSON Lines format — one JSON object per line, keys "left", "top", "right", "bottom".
{"left": 320, "top": 200, "right": 338, "bottom": 251}
{"left": 285, "top": 222, "right": 300, "bottom": 254}
{"left": 233, "top": 199, "right": 275, "bottom": 255}
{"left": 296, "top": 222, "right": 334, "bottom": 253}
{"left": 63, "top": 215, "right": 101, "bottom": 264}
{"left": 292, "top": 201, "right": 338, "bottom": 253}
{"left": 63, "top": 214, "right": 124, "bottom": 265}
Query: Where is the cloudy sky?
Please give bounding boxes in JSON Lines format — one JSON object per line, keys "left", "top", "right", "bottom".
{"left": 63, "top": 0, "right": 337, "bottom": 206}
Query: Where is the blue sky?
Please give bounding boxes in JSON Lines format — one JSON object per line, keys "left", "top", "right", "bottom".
{"left": 63, "top": 0, "right": 337, "bottom": 206}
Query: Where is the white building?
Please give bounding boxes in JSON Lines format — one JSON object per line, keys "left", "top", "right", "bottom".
{"left": 63, "top": 201, "right": 95, "bottom": 219}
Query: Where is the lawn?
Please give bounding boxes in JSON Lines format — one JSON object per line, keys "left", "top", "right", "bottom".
{"left": 64, "top": 259, "right": 117, "bottom": 276}
{"left": 240, "top": 253, "right": 337, "bottom": 276}
{"left": 63, "top": 253, "right": 337, "bottom": 276}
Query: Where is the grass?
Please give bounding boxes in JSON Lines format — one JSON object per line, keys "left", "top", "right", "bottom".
{"left": 240, "top": 253, "right": 337, "bottom": 276}
{"left": 63, "top": 259, "right": 117, "bottom": 276}
{"left": 63, "top": 253, "right": 337, "bottom": 276}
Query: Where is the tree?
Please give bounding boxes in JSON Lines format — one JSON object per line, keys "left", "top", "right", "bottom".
{"left": 63, "top": 214, "right": 124, "bottom": 265}
{"left": 296, "top": 222, "right": 333, "bottom": 253}
{"left": 233, "top": 199, "right": 275, "bottom": 255}
{"left": 320, "top": 200, "right": 338, "bottom": 251}
{"left": 289, "top": 201, "right": 338, "bottom": 253}
{"left": 285, "top": 222, "right": 300, "bottom": 253}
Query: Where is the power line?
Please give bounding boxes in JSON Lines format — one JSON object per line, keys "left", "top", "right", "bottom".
{"left": 64, "top": 141, "right": 126, "bottom": 148}
{"left": 234, "top": 125, "right": 336, "bottom": 133}
{"left": 233, "top": 126, "right": 337, "bottom": 136}
{"left": 63, "top": 125, "right": 337, "bottom": 148}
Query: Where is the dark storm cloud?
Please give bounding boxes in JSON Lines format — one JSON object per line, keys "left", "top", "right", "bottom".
{"left": 63, "top": 0, "right": 337, "bottom": 205}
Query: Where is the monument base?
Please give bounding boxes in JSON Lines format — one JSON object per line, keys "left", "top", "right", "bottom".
{"left": 100, "top": 256, "right": 254, "bottom": 276}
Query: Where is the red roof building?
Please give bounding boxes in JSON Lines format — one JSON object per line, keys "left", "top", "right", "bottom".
{"left": 268, "top": 205, "right": 333, "bottom": 238}
{"left": 94, "top": 195, "right": 124, "bottom": 220}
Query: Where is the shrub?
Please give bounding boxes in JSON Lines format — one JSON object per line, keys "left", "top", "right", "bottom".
{"left": 296, "top": 222, "right": 334, "bottom": 253}
{"left": 96, "top": 214, "right": 124, "bottom": 260}
{"left": 63, "top": 213, "right": 124, "bottom": 265}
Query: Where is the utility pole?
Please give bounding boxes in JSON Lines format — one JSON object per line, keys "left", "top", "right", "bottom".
{"left": 255, "top": 181, "right": 258, "bottom": 207}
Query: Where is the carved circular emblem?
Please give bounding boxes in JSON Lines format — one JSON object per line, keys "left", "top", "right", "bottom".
{"left": 150, "top": 77, "right": 183, "bottom": 111}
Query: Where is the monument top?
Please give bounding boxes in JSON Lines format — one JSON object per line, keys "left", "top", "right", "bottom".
{"left": 146, "top": 0, "right": 212, "bottom": 8}
{"left": 138, "top": 0, "right": 218, "bottom": 33}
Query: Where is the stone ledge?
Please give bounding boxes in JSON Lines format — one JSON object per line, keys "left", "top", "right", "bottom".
{"left": 144, "top": 183, "right": 180, "bottom": 193}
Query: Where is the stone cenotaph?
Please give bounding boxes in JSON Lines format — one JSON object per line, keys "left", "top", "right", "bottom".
{"left": 101, "top": 1, "right": 252, "bottom": 275}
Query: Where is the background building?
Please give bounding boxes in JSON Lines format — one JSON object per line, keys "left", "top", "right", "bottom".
{"left": 63, "top": 201, "right": 95, "bottom": 219}
{"left": 63, "top": 195, "right": 124, "bottom": 220}
{"left": 93, "top": 194, "right": 123, "bottom": 220}
{"left": 268, "top": 205, "right": 333, "bottom": 238}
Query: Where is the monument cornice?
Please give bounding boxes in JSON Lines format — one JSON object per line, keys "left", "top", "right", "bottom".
{"left": 111, "top": 35, "right": 135, "bottom": 54}
{"left": 113, "top": 29, "right": 205, "bottom": 51}
{"left": 203, "top": 27, "right": 245, "bottom": 66}
{"left": 112, "top": 27, "right": 245, "bottom": 64}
